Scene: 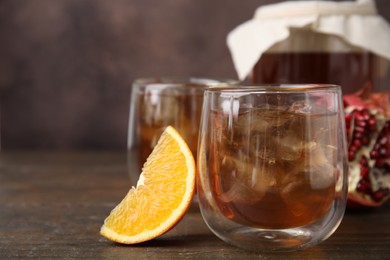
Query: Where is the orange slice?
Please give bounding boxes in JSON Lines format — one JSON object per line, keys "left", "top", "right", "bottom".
{"left": 100, "top": 126, "right": 196, "bottom": 244}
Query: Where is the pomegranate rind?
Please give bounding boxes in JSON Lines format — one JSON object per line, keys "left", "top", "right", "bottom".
{"left": 347, "top": 194, "right": 385, "bottom": 208}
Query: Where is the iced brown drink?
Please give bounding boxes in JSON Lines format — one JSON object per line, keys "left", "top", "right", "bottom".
{"left": 208, "top": 106, "right": 337, "bottom": 229}
{"left": 137, "top": 85, "right": 204, "bottom": 168}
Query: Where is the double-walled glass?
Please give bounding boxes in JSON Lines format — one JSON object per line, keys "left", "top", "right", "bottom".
{"left": 197, "top": 84, "right": 348, "bottom": 252}
{"left": 127, "top": 77, "right": 234, "bottom": 184}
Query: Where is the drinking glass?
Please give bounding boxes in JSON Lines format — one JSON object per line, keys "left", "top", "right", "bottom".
{"left": 197, "top": 84, "right": 348, "bottom": 252}
{"left": 127, "top": 77, "right": 234, "bottom": 184}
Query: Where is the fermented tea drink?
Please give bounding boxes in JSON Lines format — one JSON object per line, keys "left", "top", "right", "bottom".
{"left": 137, "top": 85, "right": 204, "bottom": 168}
{"left": 252, "top": 52, "right": 379, "bottom": 94}
{"left": 209, "top": 107, "right": 337, "bottom": 229}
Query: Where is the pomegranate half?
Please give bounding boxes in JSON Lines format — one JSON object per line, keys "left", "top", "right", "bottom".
{"left": 343, "top": 84, "right": 390, "bottom": 208}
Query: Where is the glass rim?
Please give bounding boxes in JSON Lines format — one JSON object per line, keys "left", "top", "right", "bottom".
{"left": 133, "top": 77, "right": 238, "bottom": 87}
{"left": 206, "top": 84, "right": 341, "bottom": 93}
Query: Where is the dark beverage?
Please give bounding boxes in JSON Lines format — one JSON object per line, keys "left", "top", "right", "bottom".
{"left": 209, "top": 108, "right": 337, "bottom": 229}
{"left": 253, "top": 52, "right": 379, "bottom": 94}
{"left": 137, "top": 89, "right": 204, "bottom": 169}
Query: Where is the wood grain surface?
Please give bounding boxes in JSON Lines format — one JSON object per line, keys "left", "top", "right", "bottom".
{"left": 0, "top": 151, "right": 389, "bottom": 259}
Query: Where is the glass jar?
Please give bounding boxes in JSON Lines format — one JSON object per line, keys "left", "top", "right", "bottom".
{"left": 251, "top": 28, "right": 384, "bottom": 94}
{"left": 227, "top": 0, "right": 390, "bottom": 94}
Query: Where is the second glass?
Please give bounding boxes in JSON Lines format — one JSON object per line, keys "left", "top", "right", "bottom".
{"left": 127, "top": 77, "right": 233, "bottom": 183}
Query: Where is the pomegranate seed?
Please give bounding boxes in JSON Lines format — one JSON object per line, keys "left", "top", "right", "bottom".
{"left": 355, "top": 126, "right": 365, "bottom": 133}
{"left": 375, "top": 159, "right": 385, "bottom": 167}
{"left": 362, "top": 137, "right": 369, "bottom": 145}
{"left": 356, "top": 179, "right": 371, "bottom": 193}
{"left": 370, "top": 150, "right": 378, "bottom": 159}
{"left": 371, "top": 188, "right": 390, "bottom": 202}
{"left": 355, "top": 132, "right": 363, "bottom": 139}
{"left": 356, "top": 120, "right": 366, "bottom": 127}
{"left": 350, "top": 146, "right": 357, "bottom": 153}
{"left": 345, "top": 114, "right": 353, "bottom": 122}
{"left": 353, "top": 139, "right": 362, "bottom": 147}
{"left": 360, "top": 166, "right": 369, "bottom": 178}
{"left": 380, "top": 136, "right": 388, "bottom": 145}
{"left": 379, "top": 148, "right": 388, "bottom": 156}
{"left": 360, "top": 156, "right": 368, "bottom": 166}
{"left": 355, "top": 114, "right": 363, "bottom": 121}
{"left": 368, "top": 118, "right": 377, "bottom": 130}
{"left": 361, "top": 109, "right": 370, "bottom": 120}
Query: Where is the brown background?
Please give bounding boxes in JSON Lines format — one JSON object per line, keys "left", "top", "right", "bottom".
{"left": 1, "top": 0, "right": 390, "bottom": 150}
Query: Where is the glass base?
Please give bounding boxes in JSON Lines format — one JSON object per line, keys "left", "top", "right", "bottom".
{"left": 199, "top": 198, "right": 345, "bottom": 252}
{"left": 218, "top": 226, "right": 317, "bottom": 252}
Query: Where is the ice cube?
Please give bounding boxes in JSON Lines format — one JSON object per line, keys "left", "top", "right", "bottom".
{"left": 232, "top": 110, "right": 256, "bottom": 137}
{"left": 218, "top": 156, "right": 279, "bottom": 205}
{"left": 251, "top": 110, "right": 270, "bottom": 132}
{"left": 218, "top": 154, "right": 250, "bottom": 195}
{"left": 285, "top": 143, "right": 336, "bottom": 190}
{"left": 219, "top": 179, "right": 263, "bottom": 204}
{"left": 261, "top": 107, "right": 292, "bottom": 127}
{"left": 250, "top": 161, "right": 279, "bottom": 192}
{"left": 288, "top": 100, "right": 312, "bottom": 114}
{"left": 312, "top": 115, "right": 338, "bottom": 147}
{"left": 251, "top": 132, "right": 277, "bottom": 163}
{"left": 277, "top": 143, "right": 336, "bottom": 217}
{"left": 307, "top": 144, "right": 336, "bottom": 189}
{"left": 231, "top": 109, "right": 270, "bottom": 136}
{"left": 276, "top": 130, "right": 304, "bottom": 161}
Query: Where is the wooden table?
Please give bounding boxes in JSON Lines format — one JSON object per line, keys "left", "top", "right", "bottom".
{"left": 1, "top": 151, "right": 389, "bottom": 259}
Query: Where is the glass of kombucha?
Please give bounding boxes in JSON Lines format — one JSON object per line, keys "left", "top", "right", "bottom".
{"left": 127, "top": 77, "right": 234, "bottom": 185}
{"left": 197, "top": 84, "right": 348, "bottom": 252}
